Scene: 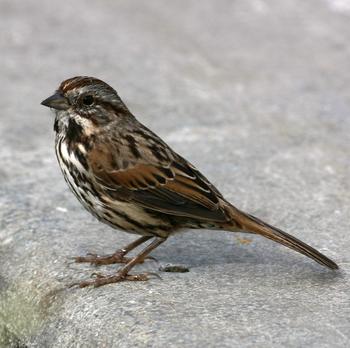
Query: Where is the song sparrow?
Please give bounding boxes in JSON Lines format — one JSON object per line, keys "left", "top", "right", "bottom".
{"left": 41, "top": 76, "right": 338, "bottom": 288}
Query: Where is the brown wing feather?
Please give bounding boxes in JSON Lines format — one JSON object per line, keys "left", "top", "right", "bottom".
{"left": 88, "top": 139, "right": 228, "bottom": 222}
{"left": 108, "top": 164, "right": 171, "bottom": 190}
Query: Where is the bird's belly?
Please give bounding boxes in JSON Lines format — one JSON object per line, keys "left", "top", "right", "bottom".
{"left": 55, "top": 139, "right": 174, "bottom": 237}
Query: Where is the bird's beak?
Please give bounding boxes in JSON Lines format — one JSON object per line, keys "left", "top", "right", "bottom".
{"left": 41, "top": 92, "right": 70, "bottom": 111}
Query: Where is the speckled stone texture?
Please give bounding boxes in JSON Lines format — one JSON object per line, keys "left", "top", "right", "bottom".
{"left": 0, "top": 0, "right": 349, "bottom": 347}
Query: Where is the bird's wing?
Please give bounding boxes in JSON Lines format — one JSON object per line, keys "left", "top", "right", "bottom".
{"left": 88, "top": 135, "right": 229, "bottom": 222}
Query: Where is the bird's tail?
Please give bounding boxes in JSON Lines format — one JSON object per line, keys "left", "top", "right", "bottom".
{"left": 223, "top": 205, "right": 338, "bottom": 270}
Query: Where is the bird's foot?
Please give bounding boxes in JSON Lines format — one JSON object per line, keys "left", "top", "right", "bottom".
{"left": 69, "top": 271, "right": 160, "bottom": 288}
{"left": 73, "top": 251, "right": 132, "bottom": 265}
{"left": 73, "top": 251, "right": 157, "bottom": 266}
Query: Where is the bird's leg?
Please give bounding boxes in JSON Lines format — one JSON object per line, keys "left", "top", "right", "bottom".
{"left": 72, "top": 237, "right": 166, "bottom": 288}
{"left": 74, "top": 236, "right": 153, "bottom": 265}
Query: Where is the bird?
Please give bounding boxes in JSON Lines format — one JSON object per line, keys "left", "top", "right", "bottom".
{"left": 41, "top": 76, "right": 338, "bottom": 287}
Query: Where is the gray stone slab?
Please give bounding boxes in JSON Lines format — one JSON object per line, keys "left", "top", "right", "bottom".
{"left": 0, "top": 0, "right": 349, "bottom": 347}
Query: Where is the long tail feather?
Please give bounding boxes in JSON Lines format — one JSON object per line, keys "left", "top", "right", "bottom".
{"left": 226, "top": 207, "right": 338, "bottom": 269}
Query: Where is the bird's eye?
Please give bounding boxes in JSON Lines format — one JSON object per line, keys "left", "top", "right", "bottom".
{"left": 82, "top": 95, "right": 94, "bottom": 106}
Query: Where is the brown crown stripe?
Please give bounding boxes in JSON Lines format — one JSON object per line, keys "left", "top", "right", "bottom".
{"left": 59, "top": 76, "right": 112, "bottom": 93}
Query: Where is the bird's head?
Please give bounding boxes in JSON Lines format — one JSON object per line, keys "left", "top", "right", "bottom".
{"left": 41, "top": 76, "right": 130, "bottom": 135}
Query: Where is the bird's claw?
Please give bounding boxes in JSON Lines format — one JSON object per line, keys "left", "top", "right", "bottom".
{"left": 68, "top": 271, "right": 158, "bottom": 288}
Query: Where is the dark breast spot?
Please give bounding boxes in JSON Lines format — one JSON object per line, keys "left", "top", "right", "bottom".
{"left": 75, "top": 146, "right": 89, "bottom": 171}
{"left": 54, "top": 119, "right": 59, "bottom": 132}
{"left": 67, "top": 119, "right": 83, "bottom": 143}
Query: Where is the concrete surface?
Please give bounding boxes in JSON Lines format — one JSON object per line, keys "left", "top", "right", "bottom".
{"left": 0, "top": 0, "right": 349, "bottom": 347}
